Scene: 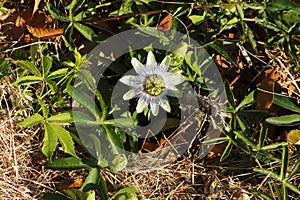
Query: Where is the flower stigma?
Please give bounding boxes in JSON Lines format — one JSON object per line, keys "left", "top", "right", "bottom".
{"left": 144, "top": 75, "right": 165, "bottom": 96}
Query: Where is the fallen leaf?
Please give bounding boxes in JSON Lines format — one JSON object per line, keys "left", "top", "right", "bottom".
{"left": 256, "top": 68, "right": 280, "bottom": 110}
{"left": 26, "top": 25, "right": 64, "bottom": 39}
{"left": 158, "top": 13, "right": 172, "bottom": 30}
{"left": 59, "top": 179, "right": 83, "bottom": 189}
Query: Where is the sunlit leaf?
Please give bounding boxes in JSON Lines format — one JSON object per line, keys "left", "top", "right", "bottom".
{"left": 47, "top": 68, "right": 68, "bottom": 80}
{"left": 266, "top": 114, "right": 300, "bottom": 126}
{"left": 43, "top": 123, "right": 77, "bottom": 160}
{"left": 12, "top": 60, "right": 41, "bottom": 77}
{"left": 111, "top": 187, "right": 139, "bottom": 200}
{"left": 189, "top": 15, "right": 205, "bottom": 25}
{"left": 73, "top": 22, "right": 101, "bottom": 43}
{"left": 13, "top": 75, "right": 42, "bottom": 86}
{"left": 273, "top": 93, "right": 300, "bottom": 113}
{"left": 47, "top": 112, "right": 73, "bottom": 123}
{"left": 46, "top": 2, "right": 69, "bottom": 21}
{"left": 45, "top": 157, "right": 96, "bottom": 170}
{"left": 18, "top": 113, "right": 43, "bottom": 127}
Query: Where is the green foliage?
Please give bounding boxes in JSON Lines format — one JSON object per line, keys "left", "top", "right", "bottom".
{"left": 7, "top": 0, "right": 300, "bottom": 199}
{"left": 46, "top": 0, "right": 102, "bottom": 51}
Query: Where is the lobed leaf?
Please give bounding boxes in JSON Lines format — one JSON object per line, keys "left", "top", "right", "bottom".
{"left": 18, "top": 113, "right": 43, "bottom": 127}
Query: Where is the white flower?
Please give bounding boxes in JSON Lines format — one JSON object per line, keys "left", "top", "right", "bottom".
{"left": 120, "top": 51, "right": 185, "bottom": 116}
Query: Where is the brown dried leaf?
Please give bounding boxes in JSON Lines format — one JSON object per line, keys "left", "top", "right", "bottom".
{"left": 26, "top": 25, "right": 64, "bottom": 39}
{"left": 256, "top": 68, "right": 280, "bottom": 110}
{"left": 59, "top": 179, "right": 83, "bottom": 190}
{"left": 158, "top": 13, "right": 172, "bottom": 30}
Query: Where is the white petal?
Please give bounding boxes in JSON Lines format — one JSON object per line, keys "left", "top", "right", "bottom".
{"left": 159, "top": 99, "right": 171, "bottom": 113}
{"left": 131, "top": 58, "right": 146, "bottom": 75}
{"left": 150, "top": 102, "right": 159, "bottom": 116}
{"left": 119, "top": 75, "right": 140, "bottom": 87}
{"left": 123, "top": 89, "right": 136, "bottom": 100}
{"left": 146, "top": 51, "right": 157, "bottom": 66}
{"left": 165, "top": 74, "right": 185, "bottom": 86}
{"left": 160, "top": 55, "right": 171, "bottom": 67}
{"left": 136, "top": 99, "right": 149, "bottom": 113}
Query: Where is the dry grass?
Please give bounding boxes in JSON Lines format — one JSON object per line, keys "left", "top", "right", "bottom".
{"left": 0, "top": 77, "right": 68, "bottom": 199}
{"left": 101, "top": 156, "right": 264, "bottom": 200}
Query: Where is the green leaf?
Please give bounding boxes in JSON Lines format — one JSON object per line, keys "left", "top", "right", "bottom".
{"left": 12, "top": 60, "right": 41, "bottom": 77}
{"left": 46, "top": 2, "right": 69, "bottom": 21}
{"left": 220, "top": 141, "right": 232, "bottom": 162}
{"left": 257, "top": 123, "right": 267, "bottom": 149}
{"left": 236, "top": 90, "right": 256, "bottom": 110}
{"left": 208, "top": 43, "right": 238, "bottom": 67}
{"left": 45, "top": 157, "right": 96, "bottom": 170}
{"left": 103, "top": 125, "right": 124, "bottom": 154}
{"left": 117, "top": 0, "right": 134, "bottom": 15}
{"left": 244, "top": 23, "right": 257, "bottom": 52}
{"left": 189, "top": 15, "right": 205, "bottom": 25}
{"left": 83, "top": 190, "right": 96, "bottom": 200}
{"left": 30, "top": 44, "right": 38, "bottom": 62}
{"left": 224, "top": 80, "right": 236, "bottom": 108}
{"left": 253, "top": 168, "right": 281, "bottom": 181}
{"left": 43, "top": 193, "right": 70, "bottom": 200}
{"left": 67, "top": 85, "right": 101, "bottom": 121}
{"left": 89, "top": 134, "right": 108, "bottom": 167}
{"left": 81, "top": 168, "right": 108, "bottom": 200}
{"left": 72, "top": 111, "right": 99, "bottom": 127}
{"left": 260, "top": 142, "right": 288, "bottom": 151}
{"left": 280, "top": 145, "right": 288, "bottom": 181}
{"left": 109, "top": 154, "right": 127, "bottom": 173}
{"left": 111, "top": 187, "right": 139, "bottom": 200}
{"left": 63, "top": 23, "right": 75, "bottom": 51}
{"left": 13, "top": 75, "right": 42, "bottom": 86}
{"left": 167, "top": 41, "right": 188, "bottom": 66}
{"left": 249, "top": 189, "right": 273, "bottom": 200}
{"left": 45, "top": 79, "right": 57, "bottom": 94}
{"left": 18, "top": 113, "right": 43, "bottom": 127}
{"left": 235, "top": 4, "right": 244, "bottom": 21}
{"left": 236, "top": 110, "right": 269, "bottom": 119}
{"left": 42, "top": 55, "right": 52, "bottom": 77}
{"left": 201, "top": 137, "right": 229, "bottom": 145}
{"left": 62, "top": 189, "right": 84, "bottom": 200}
{"left": 78, "top": 68, "right": 97, "bottom": 92}
{"left": 0, "top": 57, "right": 10, "bottom": 81}
{"left": 107, "top": 118, "right": 136, "bottom": 128}
{"left": 236, "top": 115, "right": 249, "bottom": 132}
{"left": 42, "top": 123, "right": 58, "bottom": 160}
{"left": 73, "top": 22, "right": 101, "bottom": 43}
{"left": 47, "top": 68, "right": 68, "bottom": 80}
{"left": 234, "top": 131, "right": 256, "bottom": 149}
{"left": 65, "top": 0, "right": 83, "bottom": 17}
{"left": 43, "top": 123, "right": 77, "bottom": 160}
{"left": 273, "top": 93, "right": 300, "bottom": 113}
{"left": 47, "top": 112, "right": 73, "bottom": 123}
{"left": 266, "top": 114, "right": 300, "bottom": 126}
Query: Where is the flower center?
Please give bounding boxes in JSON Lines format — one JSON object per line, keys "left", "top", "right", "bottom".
{"left": 144, "top": 75, "right": 165, "bottom": 96}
